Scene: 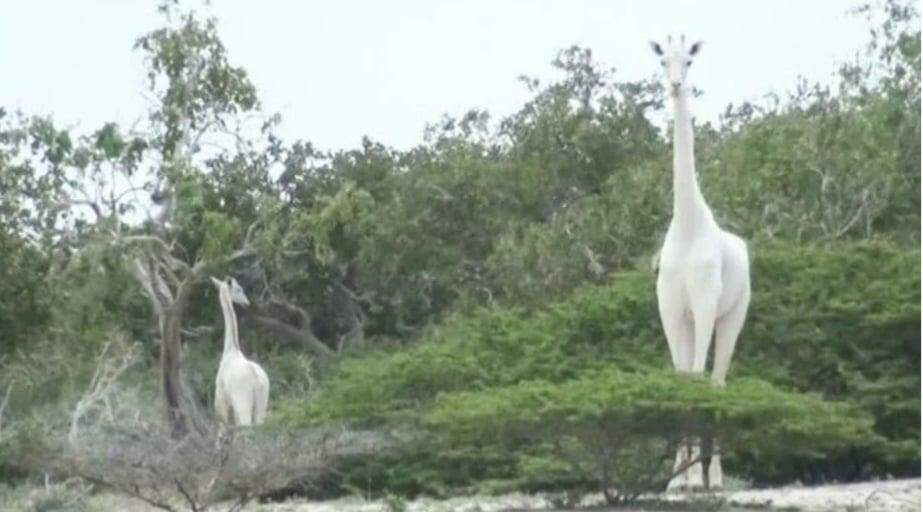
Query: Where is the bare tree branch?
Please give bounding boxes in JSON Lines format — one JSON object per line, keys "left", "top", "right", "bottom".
{"left": 0, "top": 380, "right": 14, "bottom": 443}
{"left": 243, "top": 312, "right": 334, "bottom": 358}
{"left": 266, "top": 297, "right": 313, "bottom": 328}
{"left": 829, "top": 189, "right": 870, "bottom": 240}
{"left": 69, "top": 335, "right": 138, "bottom": 444}
{"left": 333, "top": 279, "right": 368, "bottom": 351}
{"left": 62, "top": 418, "right": 358, "bottom": 512}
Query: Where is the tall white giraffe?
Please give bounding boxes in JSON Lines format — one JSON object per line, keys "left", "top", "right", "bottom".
{"left": 650, "top": 36, "right": 751, "bottom": 491}
{"left": 212, "top": 276, "right": 270, "bottom": 426}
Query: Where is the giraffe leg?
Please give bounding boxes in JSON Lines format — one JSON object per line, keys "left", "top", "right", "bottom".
{"left": 658, "top": 297, "right": 695, "bottom": 492}
{"left": 254, "top": 379, "right": 269, "bottom": 425}
{"left": 234, "top": 403, "right": 252, "bottom": 426}
{"left": 708, "top": 293, "right": 750, "bottom": 489}
{"left": 231, "top": 391, "right": 254, "bottom": 426}
{"left": 708, "top": 452, "right": 724, "bottom": 490}
{"left": 657, "top": 276, "right": 693, "bottom": 372}
{"left": 685, "top": 270, "right": 721, "bottom": 491}
{"left": 687, "top": 441, "right": 705, "bottom": 491}
{"left": 688, "top": 267, "right": 721, "bottom": 374}
{"left": 657, "top": 274, "right": 703, "bottom": 491}
{"left": 668, "top": 443, "right": 689, "bottom": 492}
{"left": 712, "top": 293, "right": 749, "bottom": 388}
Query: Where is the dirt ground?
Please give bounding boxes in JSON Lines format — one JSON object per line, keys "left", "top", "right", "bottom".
{"left": 82, "top": 477, "right": 920, "bottom": 511}
{"left": 708, "top": 478, "right": 920, "bottom": 511}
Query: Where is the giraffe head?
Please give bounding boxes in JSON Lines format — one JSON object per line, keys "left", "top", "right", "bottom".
{"left": 210, "top": 276, "right": 251, "bottom": 306}
{"left": 650, "top": 35, "right": 702, "bottom": 97}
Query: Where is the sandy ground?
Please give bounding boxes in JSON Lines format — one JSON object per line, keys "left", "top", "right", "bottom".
{"left": 87, "top": 478, "right": 920, "bottom": 511}
{"left": 714, "top": 478, "right": 920, "bottom": 511}
{"left": 260, "top": 479, "right": 921, "bottom": 512}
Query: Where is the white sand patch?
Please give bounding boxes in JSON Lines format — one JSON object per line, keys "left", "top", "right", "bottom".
{"left": 717, "top": 478, "right": 920, "bottom": 512}
{"left": 255, "top": 492, "right": 552, "bottom": 512}
{"left": 266, "top": 479, "right": 920, "bottom": 512}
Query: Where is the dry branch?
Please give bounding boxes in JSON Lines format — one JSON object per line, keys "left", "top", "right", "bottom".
{"left": 0, "top": 380, "right": 14, "bottom": 443}
{"left": 69, "top": 335, "right": 138, "bottom": 444}
{"left": 244, "top": 313, "right": 333, "bottom": 358}
{"left": 62, "top": 419, "right": 361, "bottom": 512}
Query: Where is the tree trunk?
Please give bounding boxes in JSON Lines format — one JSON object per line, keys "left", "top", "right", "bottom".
{"left": 161, "top": 305, "right": 188, "bottom": 438}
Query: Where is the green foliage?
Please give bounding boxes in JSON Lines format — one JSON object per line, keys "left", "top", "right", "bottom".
{"left": 49, "top": 243, "right": 151, "bottom": 346}
{"left": 0, "top": 231, "right": 50, "bottom": 355}
{"left": 735, "top": 241, "right": 921, "bottom": 480}
{"left": 283, "top": 241, "right": 918, "bottom": 493}
{"left": 426, "top": 370, "right": 874, "bottom": 504}
{"left": 135, "top": 8, "right": 258, "bottom": 161}
{"left": 259, "top": 13, "right": 919, "bottom": 341}
{"left": 0, "top": 479, "right": 93, "bottom": 512}
{"left": 287, "top": 269, "right": 662, "bottom": 427}
{"left": 701, "top": 90, "right": 920, "bottom": 243}
{"left": 486, "top": 159, "right": 670, "bottom": 305}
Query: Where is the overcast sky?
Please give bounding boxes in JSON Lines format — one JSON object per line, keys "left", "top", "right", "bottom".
{"left": 1, "top": 1, "right": 871, "bottom": 152}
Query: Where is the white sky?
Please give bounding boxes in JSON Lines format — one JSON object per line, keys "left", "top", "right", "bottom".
{"left": 1, "top": 1, "right": 871, "bottom": 152}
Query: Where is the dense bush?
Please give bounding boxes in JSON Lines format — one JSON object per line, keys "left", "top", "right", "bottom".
{"left": 286, "top": 269, "right": 662, "bottom": 427}
{"left": 0, "top": 231, "right": 50, "bottom": 355}
{"left": 427, "top": 370, "right": 875, "bottom": 505}
{"left": 735, "top": 241, "right": 921, "bottom": 480}
{"left": 281, "top": 241, "right": 918, "bottom": 494}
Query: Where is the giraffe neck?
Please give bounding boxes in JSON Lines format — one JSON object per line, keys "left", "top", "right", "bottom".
{"left": 671, "top": 90, "right": 711, "bottom": 230}
{"left": 219, "top": 288, "right": 241, "bottom": 357}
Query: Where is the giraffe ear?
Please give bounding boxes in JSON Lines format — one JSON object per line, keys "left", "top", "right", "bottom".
{"left": 650, "top": 41, "right": 664, "bottom": 56}
{"left": 689, "top": 41, "right": 703, "bottom": 56}
{"left": 210, "top": 277, "right": 222, "bottom": 288}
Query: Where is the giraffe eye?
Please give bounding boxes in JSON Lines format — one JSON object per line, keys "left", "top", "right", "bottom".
{"left": 686, "top": 61, "right": 692, "bottom": 68}
{"left": 660, "top": 60, "right": 667, "bottom": 66}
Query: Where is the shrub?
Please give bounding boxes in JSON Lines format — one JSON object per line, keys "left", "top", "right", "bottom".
{"left": 736, "top": 241, "right": 921, "bottom": 480}
{"left": 426, "top": 369, "right": 876, "bottom": 506}
{"left": 279, "top": 241, "right": 918, "bottom": 493}
{"left": 0, "top": 478, "right": 92, "bottom": 512}
{"left": 283, "top": 269, "right": 663, "bottom": 428}
{"left": 61, "top": 423, "right": 337, "bottom": 512}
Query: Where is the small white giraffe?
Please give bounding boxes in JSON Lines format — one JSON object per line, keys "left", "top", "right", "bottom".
{"left": 650, "top": 36, "right": 751, "bottom": 491}
{"left": 212, "top": 276, "right": 270, "bottom": 426}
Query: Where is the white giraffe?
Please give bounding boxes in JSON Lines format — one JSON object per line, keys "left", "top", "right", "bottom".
{"left": 212, "top": 276, "right": 270, "bottom": 426}
{"left": 650, "top": 36, "right": 751, "bottom": 491}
